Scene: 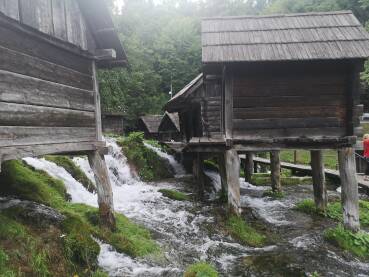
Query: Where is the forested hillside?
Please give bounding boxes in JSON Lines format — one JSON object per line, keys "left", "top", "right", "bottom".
{"left": 100, "top": 0, "right": 369, "bottom": 129}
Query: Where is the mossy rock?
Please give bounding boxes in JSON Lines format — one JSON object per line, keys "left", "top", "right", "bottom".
{"left": 184, "top": 262, "right": 218, "bottom": 277}
{"left": 159, "top": 189, "right": 190, "bottom": 201}
{"left": 118, "top": 132, "right": 173, "bottom": 181}
{"left": 262, "top": 190, "right": 285, "bottom": 199}
{"left": 44, "top": 155, "right": 96, "bottom": 193}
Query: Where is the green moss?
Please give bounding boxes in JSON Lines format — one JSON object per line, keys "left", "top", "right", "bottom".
{"left": 0, "top": 160, "right": 68, "bottom": 208}
{"left": 226, "top": 215, "right": 266, "bottom": 247}
{"left": 67, "top": 204, "right": 160, "bottom": 258}
{"left": 250, "top": 174, "right": 312, "bottom": 187}
{"left": 325, "top": 225, "right": 369, "bottom": 259}
{"left": 159, "top": 189, "right": 190, "bottom": 201}
{"left": 184, "top": 262, "right": 218, "bottom": 277}
{"left": 91, "top": 270, "right": 109, "bottom": 277}
{"left": 262, "top": 190, "right": 285, "bottom": 199}
{"left": 45, "top": 156, "right": 96, "bottom": 193}
{"left": 296, "top": 199, "right": 369, "bottom": 227}
{"left": 118, "top": 132, "right": 173, "bottom": 181}
{"left": 0, "top": 159, "right": 160, "bottom": 276}
{"left": 0, "top": 248, "right": 16, "bottom": 277}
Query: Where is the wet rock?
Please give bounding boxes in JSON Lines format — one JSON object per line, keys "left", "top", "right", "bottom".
{"left": 0, "top": 197, "right": 65, "bottom": 227}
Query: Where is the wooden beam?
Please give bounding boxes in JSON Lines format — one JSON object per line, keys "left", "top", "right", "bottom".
{"left": 311, "top": 150, "right": 327, "bottom": 212}
{"left": 270, "top": 151, "right": 281, "bottom": 192}
{"left": 338, "top": 147, "right": 360, "bottom": 232}
{"left": 193, "top": 153, "right": 205, "bottom": 198}
{"left": 92, "top": 60, "right": 102, "bottom": 140}
{"left": 94, "top": 49, "right": 117, "bottom": 61}
{"left": 224, "top": 149, "right": 241, "bottom": 215}
{"left": 88, "top": 150, "right": 116, "bottom": 230}
{"left": 244, "top": 152, "right": 254, "bottom": 183}
{"left": 218, "top": 153, "right": 228, "bottom": 202}
{"left": 224, "top": 67, "right": 233, "bottom": 146}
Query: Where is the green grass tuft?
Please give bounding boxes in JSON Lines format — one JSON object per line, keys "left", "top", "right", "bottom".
{"left": 118, "top": 132, "right": 173, "bottom": 181}
{"left": 226, "top": 215, "right": 266, "bottom": 247}
{"left": 184, "top": 262, "right": 218, "bottom": 277}
{"left": 159, "top": 189, "right": 190, "bottom": 201}
{"left": 325, "top": 225, "right": 369, "bottom": 259}
{"left": 295, "top": 199, "right": 369, "bottom": 227}
{"left": 45, "top": 156, "right": 96, "bottom": 193}
{"left": 262, "top": 190, "right": 285, "bottom": 199}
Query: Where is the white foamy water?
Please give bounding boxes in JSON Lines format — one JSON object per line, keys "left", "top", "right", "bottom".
{"left": 143, "top": 142, "right": 186, "bottom": 176}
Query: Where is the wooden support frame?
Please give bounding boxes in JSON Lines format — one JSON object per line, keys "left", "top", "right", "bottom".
{"left": 88, "top": 150, "right": 116, "bottom": 230}
{"left": 193, "top": 153, "right": 205, "bottom": 198}
{"left": 311, "top": 150, "right": 327, "bottom": 212}
{"left": 338, "top": 147, "right": 360, "bottom": 232}
{"left": 224, "top": 66, "right": 233, "bottom": 147}
{"left": 224, "top": 149, "right": 241, "bottom": 215}
{"left": 218, "top": 153, "right": 228, "bottom": 202}
{"left": 270, "top": 151, "right": 281, "bottom": 192}
{"left": 244, "top": 152, "right": 254, "bottom": 183}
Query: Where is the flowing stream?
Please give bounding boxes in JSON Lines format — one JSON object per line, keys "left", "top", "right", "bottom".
{"left": 23, "top": 138, "right": 369, "bottom": 277}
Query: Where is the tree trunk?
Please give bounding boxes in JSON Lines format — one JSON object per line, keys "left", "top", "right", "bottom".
{"left": 311, "top": 150, "right": 327, "bottom": 212}
{"left": 88, "top": 150, "right": 116, "bottom": 230}
{"left": 338, "top": 147, "right": 360, "bottom": 232}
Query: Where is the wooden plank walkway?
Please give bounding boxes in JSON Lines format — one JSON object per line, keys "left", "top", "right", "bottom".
{"left": 252, "top": 157, "right": 369, "bottom": 191}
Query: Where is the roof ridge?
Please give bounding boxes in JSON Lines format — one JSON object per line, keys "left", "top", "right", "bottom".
{"left": 202, "top": 10, "right": 353, "bottom": 21}
{"left": 203, "top": 38, "right": 369, "bottom": 47}
{"left": 202, "top": 24, "right": 362, "bottom": 34}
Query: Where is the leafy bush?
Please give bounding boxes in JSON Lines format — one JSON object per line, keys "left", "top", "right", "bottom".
{"left": 184, "top": 262, "right": 218, "bottom": 277}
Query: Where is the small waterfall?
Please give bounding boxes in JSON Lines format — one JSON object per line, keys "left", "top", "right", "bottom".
{"left": 143, "top": 142, "right": 186, "bottom": 176}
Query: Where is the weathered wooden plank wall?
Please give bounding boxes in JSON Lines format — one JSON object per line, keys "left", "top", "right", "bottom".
{"left": 231, "top": 62, "right": 350, "bottom": 139}
{"left": 0, "top": 0, "right": 88, "bottom": 50}
{"left": 0, "top": 12, "right": 96, "bottom": 154}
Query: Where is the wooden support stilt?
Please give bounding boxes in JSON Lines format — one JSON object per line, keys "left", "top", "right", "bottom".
{"left": 270, "top": 151, "right": 281, "bottom": 192}
{"left": 311, "top": 150, "right": 327, "bottom": 212}
{"left": 224, "top": 149, "right": 241, "bottom": 215}
{"left": 88, "top": 150, "right": 116, "bottom": 230}
{"left": 193, "top": 153, "right": 205, "bottom": 198}
{"left": 218, "top": 154, "right": 228, "bottom": 201}
{"left": 244, "top": 152, "right": 254, "bottom": 183}
{"left": 338, "top": 147, "right": 360, "bottom": 232}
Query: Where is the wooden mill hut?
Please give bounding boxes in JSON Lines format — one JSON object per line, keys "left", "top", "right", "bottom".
{"left": 137, "top": 115, "right": 163, "bottom": 139}
{"left": 0, "top": 0, "right": 127, "bottom": 228}
{"left": 166, "top": 11, "right": 369, "bottom": 232}
{"left": 102, "top": 112, "right": 125, "bottom": 135}
{"left": 158, "top": 112, "right": 182, "bottom": 142}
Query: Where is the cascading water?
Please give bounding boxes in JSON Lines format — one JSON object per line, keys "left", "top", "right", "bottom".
{"left": 23, "top": 138, "right": 369, "bottom": 276}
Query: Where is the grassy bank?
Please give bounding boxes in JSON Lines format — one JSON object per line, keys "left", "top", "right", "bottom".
{"left": 45, "top": 155, "right": 96, "bottom": 193}
{"left": 278, "top": 150, "right": 338, "bottom": 170}
{"left": 295, "top": 199, "right": 369, "bottom": 227}
{"left": 250, "top": 173, "right": 313, "bottom": 187}
{"left": 0, "top": 160, "right": 159, "bottom": 276}
{"left": 117, "top": 132, "right": 173, "bottom": 181}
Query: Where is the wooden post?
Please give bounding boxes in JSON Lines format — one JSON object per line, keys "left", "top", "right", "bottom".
{"left": 193, "top": 153, "right": 205, "bottom": 198}
{"left": 338, "top": 147, "right": 360, "bottom": 232}
{"left": 244, "top": 152, "right": 254, "bottom": 183}
{"left": 311, "top": 150, "right": 327, "bottom": 212}
{"left": 224, "top": 67, "right": 233, "bottom": 147}
{"left": 88, "top": 151, "right": 116, "bottom": 230}
{"left": 218, "top": 154, "right": 228, "bottom": 202}
{"left": 270, "top": 151, "right": 281, "bottom": 192}
{"left": 224, "top": 149, "right": 241, "bottom": 215}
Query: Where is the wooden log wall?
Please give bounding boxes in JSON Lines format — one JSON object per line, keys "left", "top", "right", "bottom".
{"left": 0, "top": 14, "right": 96, "bottom": 160}
{"left": 202, "top": 78, "right": 222, "bottom": 136}
{"left": 231, "top": 62, "right": 359, "bottom": 139}
{"left": 0, "top": 0, "right": 89, "bottom": 50}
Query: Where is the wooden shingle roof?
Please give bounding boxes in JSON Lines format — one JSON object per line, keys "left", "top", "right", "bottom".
{"left": 202, "top": 11, "right": 369, "bottom": 63}
{"left": 139, "top": 115, "right": 163, "bottom": 133}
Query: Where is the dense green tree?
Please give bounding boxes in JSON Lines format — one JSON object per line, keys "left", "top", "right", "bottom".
{"left": 100, "top": 0, "right": 369, "bottom": 128}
